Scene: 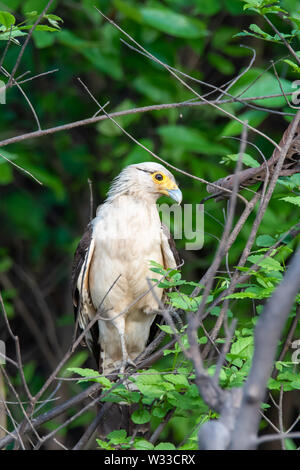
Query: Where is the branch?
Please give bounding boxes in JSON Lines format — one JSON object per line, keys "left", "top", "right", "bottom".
{"left": 0, "top": 92, "right": 293, "bottom": 150}
{"left": 206, "top": 111, "right": 300, "bottom": 199}
{"left": 230, "top": 248, "right": 300, "bottom": 449}
{"left": 7, "top": 0, "right": 55, "bottom": 87}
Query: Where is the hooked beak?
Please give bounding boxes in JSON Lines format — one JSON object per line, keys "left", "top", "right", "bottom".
{"left": 167, "top": 188, "right": 182, "bottom": 205}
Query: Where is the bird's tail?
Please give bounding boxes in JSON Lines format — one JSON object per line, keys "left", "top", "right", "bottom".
{"left": 97, "top": 402, "right": 150, "bottom": 442}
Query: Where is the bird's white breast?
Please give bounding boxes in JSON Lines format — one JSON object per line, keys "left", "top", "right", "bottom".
{"left": 89, "top": 195, "right": 164, "bottom": 312}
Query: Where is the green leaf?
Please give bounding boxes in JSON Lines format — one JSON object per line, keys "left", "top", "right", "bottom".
{"left": 291, "top": 379, "right": 300, "bottom": 390}
{"left": 247, "top": 255, "right": 283, "bottom": 272}
{"left": 277, "top": 370, "right": 300, "bottom": 382}
{"left": 285, "top": 438, "right": 298, "bottom": 450}
{"left": 131, "top": 408, "right": 151, "bottom": 424}
{"left": 225, "top": 291, "right": 258, "bottom": 299}
{"left": 0, "top": 11, "right": 15, "bottom": 29}
{"left": 157, "top": 324, "right": 174, "bottom": 335}
{"left": 155, "top": 442, "right": 176, "bottom": 450}
{"left": 198, "top": 336, "right": 208, "bottom": 344}
{"left": 107, "top": 429, "right": 127, "bottom": 445}
{"left": 277, "top": 177, "right": 297, "bottom": 190}
{"left": 256, "top": 235, "right": 275, "bottom": 247}
{"left": 249, "top": 23, "right": 269, "bottom": 38}
{"left": 288, "top": 16, "right": 300, "bottom": 29}
{"left": 235, "top": 26, "right": 293, "bottom": 43}
{"left": 152, "top": 404, "right": 170, "bottom": 418}
{"left": 167, "top": 389, "right": 206, "bottom": 411}
{"left": 0, "top": 27, "right": 27, "bottom": 42}
{"left": 283, "top": 59, "right": 300, "bottom": 74}
{"left": 135, "top": 383, "right": 165, "bottom": 400}
{"left": 67, "top": 367, "right": 112, "bottom": 388}
{"left": 280, "top": 196, "right": 300, "bottom": 207}
{"left": 167, "top": 291, "right": 212, "bottom": 311}
{"left": 229, "top": 336, "right": 253, "bottom": 359}
{"left": 134, "top": 369, "right": 165, "bottom": 386}
{"left": 34, "top": 25, "right": 60, "bottom": 32}
{"left": 226, "top": 284, "right": 274, "bottom": 300}
{"left": 268, "top": 368, "right": 299, "bottom": 391}
{"left": 44, "top": 13, "right": 63, "bottom": 22}
{"left": 164, "top": 374, "right": 189, "bottom": 387}
{"left": 44, "top": 13, "right": 63, "bottom": 29}
{"left": 134, "top": 439, "right": 154, "bottom": 450}
{"left": 96, "top": 438, "right": 114, "bottom": 450}
{"left": 221, "top": 153, "right": 260, "bottom": 168}
{"left": 140, "top": 7, "right": 206, "bottom": 39}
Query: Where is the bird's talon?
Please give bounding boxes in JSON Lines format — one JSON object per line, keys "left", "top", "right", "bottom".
{"left": 127, "top": 358, "right": 136, "bottom": 368}
{"left": 119, "top": 357, "right": 136, "bottom": 374}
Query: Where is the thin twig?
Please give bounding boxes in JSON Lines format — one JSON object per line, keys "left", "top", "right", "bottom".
{"left": 264, "top": 14, "right": 300, "bottom": 67}
{"left": 0, "top": 151, "right": 42, "bottom": 185}
{"left": 7, "top": 0, "right": 55, "bottom": 87}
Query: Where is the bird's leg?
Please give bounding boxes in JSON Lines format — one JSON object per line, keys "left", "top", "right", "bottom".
{"left": 113, "top": 318, "right": 136, "bottom": 373}
{"left": 119, "top": 329, "right": 136, "bottom": 373}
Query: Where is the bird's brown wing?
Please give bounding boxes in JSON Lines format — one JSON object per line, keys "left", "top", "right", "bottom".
{"left": 161, "top": 223, "right": 182, "bottom": 269}
{"left": 71, "top": 223, "right": 101, "bottom": 369}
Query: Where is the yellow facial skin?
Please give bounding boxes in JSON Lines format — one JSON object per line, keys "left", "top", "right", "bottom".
{"left": 151, "top": 171, "right": 179, "bottom": 196}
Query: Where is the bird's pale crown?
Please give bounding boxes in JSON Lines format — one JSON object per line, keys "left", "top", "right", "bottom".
{"left": 106, "top": 161, "right": 182, "bottom": 204}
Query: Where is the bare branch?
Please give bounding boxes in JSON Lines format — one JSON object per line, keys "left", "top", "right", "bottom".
{"left": 230, "top": 248, "right": 300, "bottom": 449}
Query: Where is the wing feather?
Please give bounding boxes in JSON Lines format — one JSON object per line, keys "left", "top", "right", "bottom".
{"left": 161, "top": 223, "right": 182, "bottom": 269}
{"left": 71, "top": 224, "right": 101, "bottom": 369}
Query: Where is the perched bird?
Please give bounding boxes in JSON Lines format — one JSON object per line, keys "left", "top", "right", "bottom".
{"left": 71, "top": 162, "right": 182, "bottom": 374}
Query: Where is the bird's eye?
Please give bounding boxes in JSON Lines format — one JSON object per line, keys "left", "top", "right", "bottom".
{"left": 154, "top": 173, "right": 163, "bottom": 181}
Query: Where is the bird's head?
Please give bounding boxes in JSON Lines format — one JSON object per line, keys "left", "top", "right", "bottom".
{"left": 107, "top": 162, "right": 182, "bottom": 204}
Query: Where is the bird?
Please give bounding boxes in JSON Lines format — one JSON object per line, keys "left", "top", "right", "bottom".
{"left": 71, "top": 162, "right": 182, "bottom": 375}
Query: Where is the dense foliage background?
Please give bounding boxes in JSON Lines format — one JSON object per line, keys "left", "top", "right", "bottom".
{"left": 0, "top": 0, "right": 299, "bottom": 450}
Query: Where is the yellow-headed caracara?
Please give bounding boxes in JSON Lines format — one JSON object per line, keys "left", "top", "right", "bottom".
{"left": 71, "top": 162, "right": 182, "bottom": 374}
